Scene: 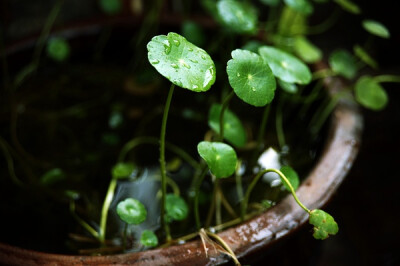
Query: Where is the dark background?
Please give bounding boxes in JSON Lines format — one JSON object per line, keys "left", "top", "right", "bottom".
{"left": 1, "top": 1, "right": 400, "bottom": 265}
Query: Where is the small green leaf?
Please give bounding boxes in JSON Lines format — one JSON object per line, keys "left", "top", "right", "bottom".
{"left": 147, "top": 32, "right": 216, "bottom": 92}
{"left": 294, "top": 36, "right": 322, "bottom": 63}
{"left": 112, "top": 162, "right": 135, "bottom": 179}
{"left": 99, "top": 0, "right": 121, "bottom": 15}
{"left": 355, "top": 76, "right": 388, "bottom": 111}
{"left": 259, "top": 46, "right": 312, "bottom": 85}
{"left": 353, "top": 45, "right": 378, "bottom": 69}
{"left": 208, "top": 104, "right": 247, "bottom": 147}
{"left": 284, "top": 0, "right": 314, "bottom": 15}
{"left": 280, "top": 165, "right": 300, "bottom": 191}
{"left": 47, "top": 38, "right": 70, "bottom": 62}
{"left": 65, "top": 190, "right": 80, "bottom": 200}
{"left": 217, "top": 0, "right": 258, "bottom": 34}
{"left": 197, "top": 141, "right": 237, "bottom": 178}
{"left": 260, "top": 0, "right": 280, "bottom": 6}
{"left": 241, "top": 40, "right": 263, "bottom": 53}
{"left": 329, "top": 49, "right": 357, "bottom": 79}
{"left": 165, "top": 194, "right": 189, "bottom": 222}
{"left": 40, "top": 168, "right": 66, "bottom": 186}
{"left": 140, "top": 230, "right": 158, "bottom": 247}
{"left": 227, "top": 49, "right": 276, "bottom": 107}
{"left": 362, "top": 20, "right": 390, "bottom": 39}
{"left": 116, "top": 198, "right": 147, "bottom": 225}
{"left": 181, "top": 21, "right": 206, "bottom": 47}
{"left": 278, "top": 79, "right": 298, "bottom": 94}
{"left": 309, "top": 209, "right": 339, "bottom": 240}
{"left": 333, "top": 0, "right": 360, "bottom": 14}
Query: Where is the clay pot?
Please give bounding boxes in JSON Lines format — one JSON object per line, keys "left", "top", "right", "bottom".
{"left": 0, "top": 20, "right": 362, "bottom": 265}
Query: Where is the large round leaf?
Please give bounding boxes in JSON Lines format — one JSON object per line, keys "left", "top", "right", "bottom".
{"left": 197, "top": 141, "right": 237, "bottom": 178}
{"left": 116, "top": 198, "right": 147, "bottom": 225}
{"left": 227, "top": 49, "right": 276, "bottom": 107}
{"left": 165, "top": 194, "right": 189, "bottom": 222}
{"left": 147, "top": 32, "right": 216, "bottom": 92}
{"left": 355, "top": 76, "right": 388, "bottom": 111}
{"left": 329, "top": 49, "right": 357, "bottom": 80}
{"left": 362, "top": 19, "right": 390, "bottom": 39}
{"left": 309, "top": 209, "right": 339, "bottom": 240}
{"left": 217, "top": 0, "right": 258, "bottom": 34}
{"left": 259, "top": 46, "right": 312, "bottom": 85}
{"left": 208, "top": 103, "right": 247, "bottom": 147}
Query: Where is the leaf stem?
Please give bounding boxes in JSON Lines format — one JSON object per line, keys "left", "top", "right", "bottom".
{"left": 218, "top": 91, "right": 235, "bottom": 142}
{"left": 0, "top": 136, "right": 23, "bottom": 187}
{"left": 206, "top": 231, "right": 241, "bottom": 266}
{"left": 312, "top": 69, "right": 336, "bottom": 81}
{"left": 69, "top": 200, "right": 99, "bottom": 240}
{"left": 160, "top": 83, "right": 175, "bottom": 242}
{"left": 373, "top": 75, "right": 400, "bottom": 84}
{"left": 276, "top": 96, "right": 286, "bottom": 149}
{"left": 99, "top": 177, "right": 118, "bottom": 243}
{"left": 194, "top": 167, "right": 208, "bottom": 229}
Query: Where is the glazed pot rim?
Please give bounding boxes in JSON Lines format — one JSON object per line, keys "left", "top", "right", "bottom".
{"left": 0, "top": 21, "right": 363, "bottom": 265}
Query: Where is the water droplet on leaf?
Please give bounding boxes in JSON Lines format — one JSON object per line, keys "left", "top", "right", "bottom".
{"left": 171, "top": 63, "right": 179, "bottom": 69}
{"left": 163, "top": 40, "right": 171, "bottom": 54}
{"left": 189, "top": 59, "right": 198, "bottom": 63}
{"left": 173, "top": 39, "right": 180, "bottom": 46}
{"left": 150, "top": 59, "right": 160, "bottom": 65}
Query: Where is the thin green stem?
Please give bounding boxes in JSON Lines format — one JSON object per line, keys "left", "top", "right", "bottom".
{"left": 122, "top": 223, "right": 128, "bottom": 251}
{"left": 242, "top": 168, "right": 310, "bottom": 218}
{"left": 373, "top": 75, "right": 400, "bottom": 84}
{"left": 215, "top": 180, "right": 222, "bottom": 226}
{"left": 218, "top": 91, "right": 235, "bottom": 142}
{"left": 160, "top": 83, "right": 175, "bottom": 242}
{"left": 69, "top": 201, "right": 99, "bottom": 240}
{"left": 194, "top": 167, "right": 208, "bottom": 230}
{"left": 206, "top": 231, "right": 241, "bottom": 266}
{"left": 235, "top": 166, "right": 244, "bottom": 221}
{"left": 99, "top": 178, "right": 118, "bottom": 243}
{"left": 257, "top": 104, "right": 271, "bottom": 148}
{"left": 276, "top": 96, "right": 285, "bottom": 149}
{"left": 299, "top": 80, "right": 323, "bottom": 117}
{"left": 306, "top": 8, "right": 340, "bottom": 35}
{"left": 0, "top": 136, "right": 23, "bottom": 187}
{"left": 312, "top": 69, "right": 337, "bottom": 81}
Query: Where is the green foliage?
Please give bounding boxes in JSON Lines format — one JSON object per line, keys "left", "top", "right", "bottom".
{"left": 329, "top": 49, "right": 358, "bottom": 79}
{"left": 260, "top": 0, "right": 280, "bottom": 6}
{"left": 278, "top": 79, "right": 298, "bottom": 94}
{"left": 40, "top": 168, "right": 66, "bottom": 186}
{"left": 355, "top": 76, "right": 388, "bottom": 110}
{"left": 208, "top": 104, "right": 247, "bottom": 147}
{"left": 46, "top": 38, "right": 70, "bottom": 62}
{"left": 140, "top": 230, "right": 159, "bottom": 247}
{"left": 362, "top": 20, "right": 390, "bottom": 39}
{"left": 99, "top": 0, "right": 121, "bottom": 15}
{"left": 197, "top": 141, "right": 237, "bottom": 178}
{"left": 333, "top": 0, "right": 361, "bottom": 14}
{"left": 294, "top": 36, "right": 322, "bottom": 63}
{"left": 227, "top": 49, "right": 276, "bottom": 107}
{"left": 112, "top": 162, "right": 135, "bottom": 179}
{"left": 353, "top": 45, "right": 378, "bottom": 69}
{"left": 217, "top": 0, "right": 258, "bottom": 34}
{"left": 284, "top": 0, "right": 314, "bottom": 15}
{"left": 147, "top": 32, "right": 216, "bottom": 92}
{"left": 116, "top": 198, "right": 147, "bottom": 225}
{"left": 280, "top": 165, "right": 300, "bottom": 191}
{"left": 165, "top": 194, "right": 189, "bottom": 222}
{"left": 309, "top": 209, "right": 339, "bottom": 240}
{"left": 241, "top": 40, "right": 263, "bottom": 53}
{"left": 259, "top": 46, "right": 312, "bottom": 85}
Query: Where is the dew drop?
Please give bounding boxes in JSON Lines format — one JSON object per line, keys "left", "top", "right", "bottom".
{"left": 201, "top": 54, "right": 206, "bottom": 60}
{"left": 163, "top": 40, "right": 171, "bottom": 54}
{"left": 171, "top": 63, "right": 179, "bottom": 69}
{"left": 203, "top": 67, "right": 215, "bottom": 88}
{"left": 173, "top": 39, "right": 180, "bottom": 47}
{"left": 237, "top": 73, "right": 241, "bottom": 77}
{"left": 252, "top": 87, "right": 256, "bottom": 92}
{"left": 188, "top": 47, "right": 193, "bottom": 52}
{"left": 192, "top": 84, "right": 199, "bottom": 90}
{"left": 189, "top": 59, "right": 198, "bottom": 63}
{"left": 150, "top": 59, "right": 160, "bottom": 65}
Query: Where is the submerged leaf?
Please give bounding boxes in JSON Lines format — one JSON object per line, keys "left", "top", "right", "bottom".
{"left": 47, "top": 38, "right": 70, "bottom": 62}
{"left": 227, "top": 49, "right": 276, "bottom": 107}
{"left": 112, "top": 162, "right": 136, "bottom": 179}
{"left": 99, "top": 0, "right": 121, "bottom": 15}
{"left": 217, "top": 0, "right": 258, "bottom": 34}
{"left": 280, "top": 165, "right": 300, "bottom": 191}
{"left": 355, "top": 76, "right": 388, "bottom": 110}
{"left": 116, "top": 198, "right": 147, "bottom": 225}
{"left": 362, "top": 20, "right": 390, "bottom": 39}
{"left": 329, "top": 49, "right": 357, "bottom": 79}
{"left": 165, "top": 194, "right": 189, "bottom": 222}
{"left": 40, "top": 168, "right": 66, "bottom": 186}
{"left": 208, "top": 104, "right": 247, "bottom": 147}
{"left": 140, "top": 230, "right": 159, "bottom": 247}
{"left": 259, "top": 45, "right": 312, "bottom": 85}
{"left": 197, "top": 141, "right": 237, "bottom": 178}
{"left": 309, "top": 209, "right": 339, "bottom": 240}
{"left": 147, "top": 32, "right": 216, "bottom": 92}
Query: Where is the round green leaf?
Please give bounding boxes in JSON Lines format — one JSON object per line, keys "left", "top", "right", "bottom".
{"left": 362, "top": 20, "right": 390, "bottom": 39}
{"left": 147, "top": 32, "right": 216, "bottom": 92}
{"left": 329, "top": 49, "right": 357, "bottom": 79}
{"left": 47, "top": 38, "right": 70, "bottom": 62}
{"left": 284, "top": 0, "right": 314, "bottom": 15}
{"left": 140, "top": 230, "right": 158, "bottom": 247}
{"left": 294, "top": 36, "right": 322, "bottom": 63}
{"left": 259, "top": 46, "right": 312, "bottom": 85}
{"left": 333, "top": 0, "right": 360, "bottom": 14}
{"left": 181, "top": 21, "right": 206, "bottom": 47}
{"left": 353, "top": 45, "right": 378, "bottom": 69}
{"left": 208, "top": 103, "right": 247, "bottom": 147}
{"left": 278, "top": 79, "right": 298, "bottom": 94}
{"left": 116, "top": 198, "right": 147, "bottom": 225}
{"left": 309, "top": 209, "right": 339, "bottom": 240}
{"left": 197, "top": 141, "right": 237, "bottom": 178}
{"left": 280, "top": 165, "right": 300, "bottom": 191}
{"left": 227, "top": 49, "right": 276, "bottom": 107}
{"left": 217, "top": 0, "right": 258, "bottom": 34}
{"left": 99, "top": 0, "right": 121, "bottom": 15}
{"left": 40, "top": 168, "right": 65, "bottom": 186}
{"left": 241, "top": 40, "right": 263, "bottom": 53}
{"left": 112, "top": 162, "right": 136, "bottom": 179}
{"left": 165, "top": 194, "right": 189, "bottom": 222}
{"left": 355, "top": 76, "right": 388, "bottom": 111}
